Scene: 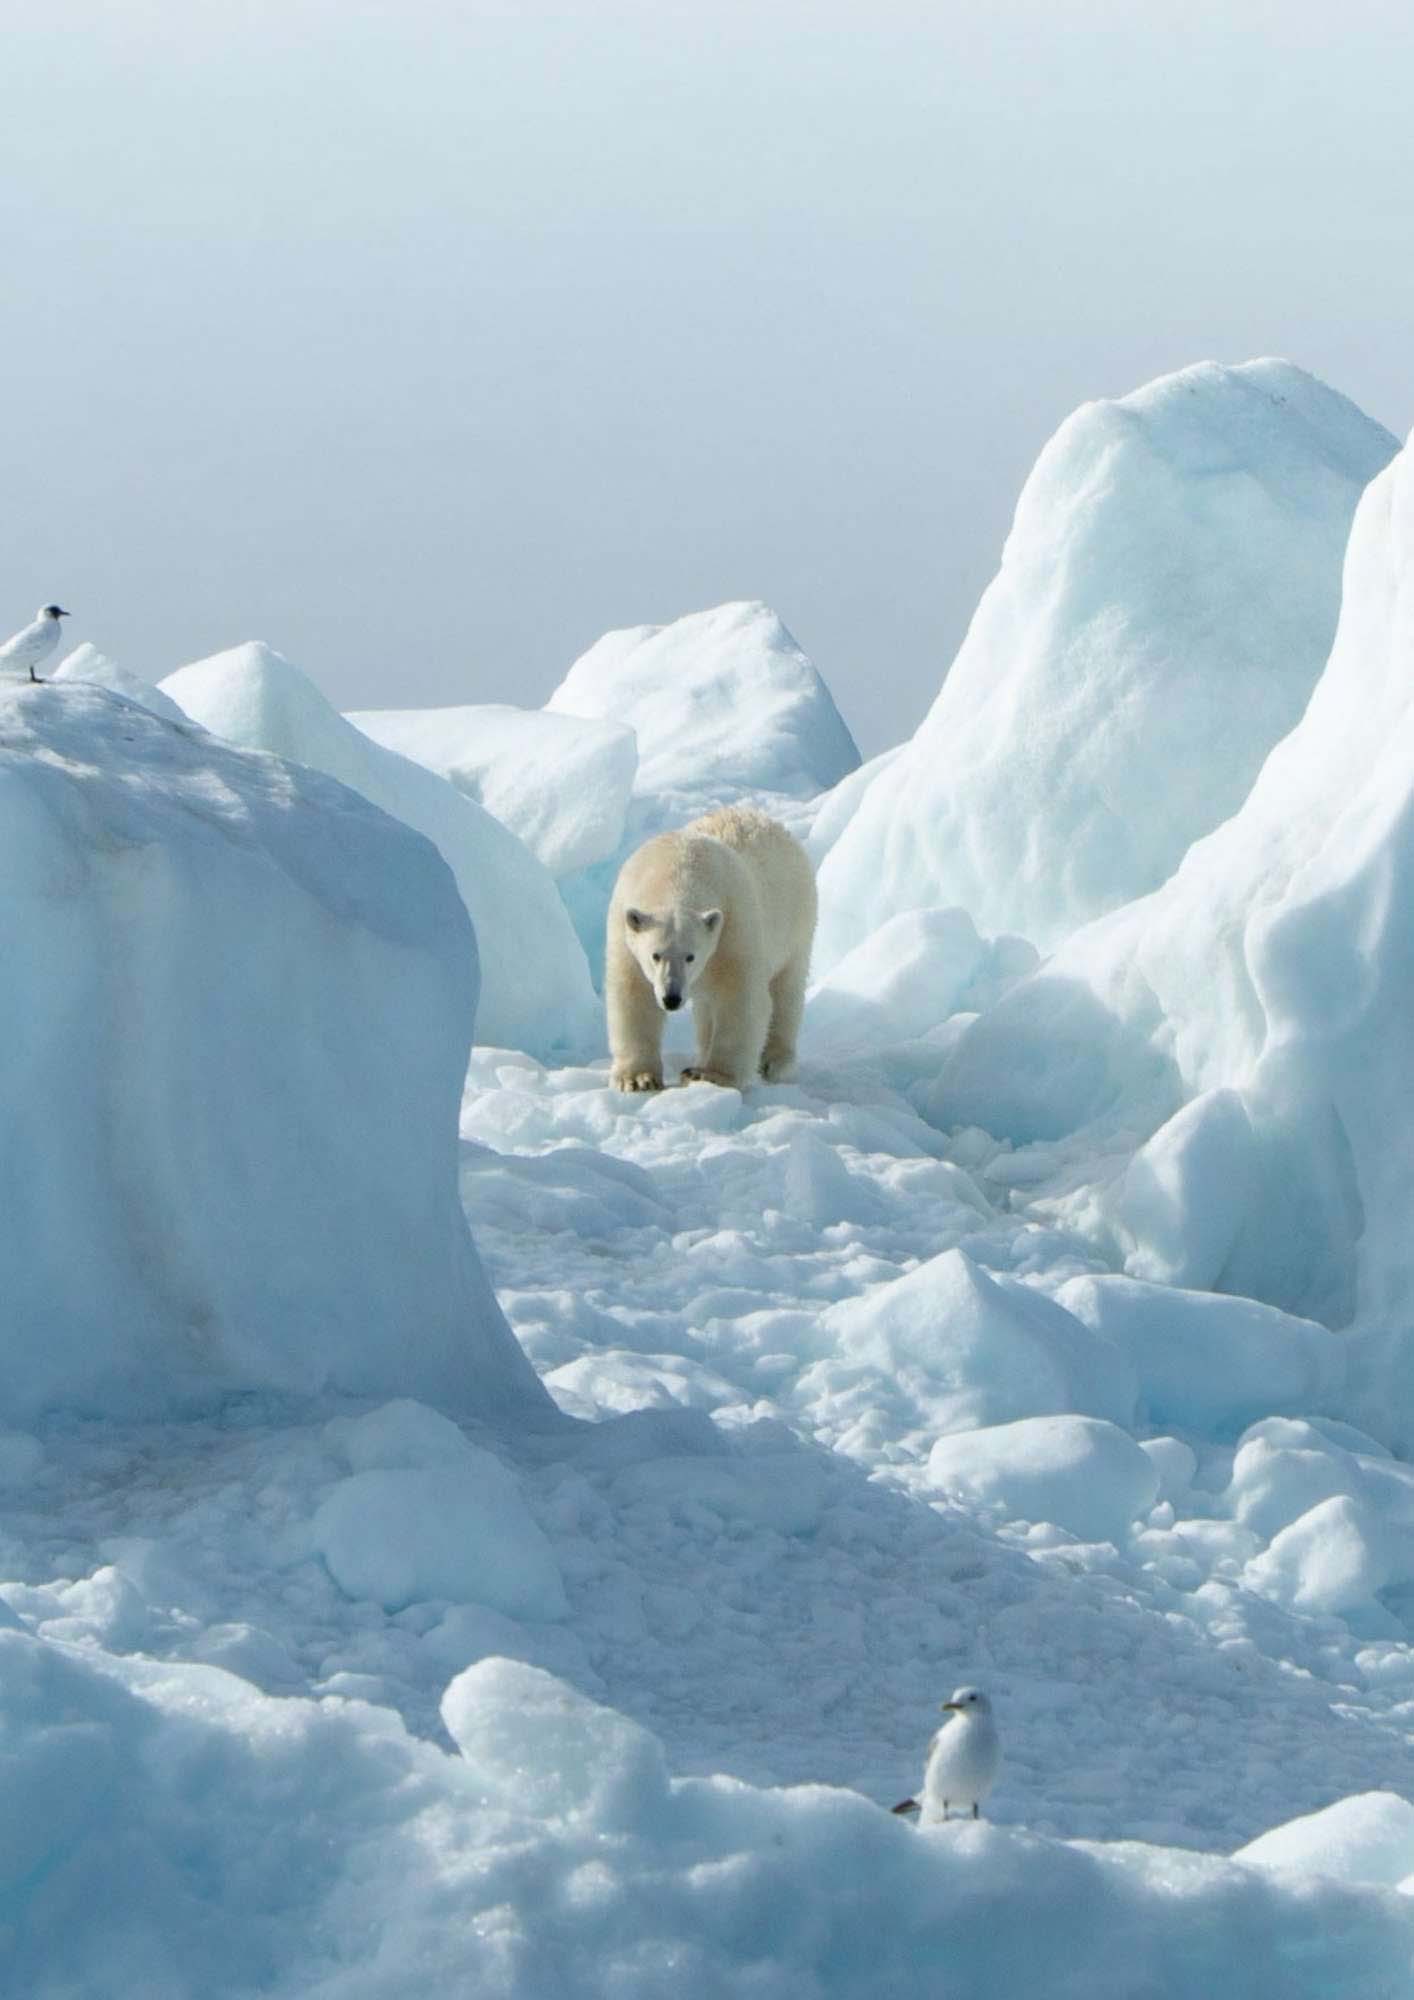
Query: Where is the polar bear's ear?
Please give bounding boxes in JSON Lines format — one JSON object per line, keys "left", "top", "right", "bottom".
{"left": 699, "top": 909, "right": 723, "bottom": 933}
{"left": 625, "top": 907, "right": 652, "bottom": 933}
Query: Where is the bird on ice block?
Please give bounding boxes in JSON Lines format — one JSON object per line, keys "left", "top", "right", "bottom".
{"left": 0, "top": 603, "right": 70, "bottom": 682}
{"left": 893, "top": 1687, "right": 1001, "bottom": 1823}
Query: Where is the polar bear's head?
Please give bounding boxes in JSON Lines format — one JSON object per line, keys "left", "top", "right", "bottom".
{"left": 624, "top": 905, "right": 723, "bottom": 1011}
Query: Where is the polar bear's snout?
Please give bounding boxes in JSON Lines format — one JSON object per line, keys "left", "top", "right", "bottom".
{"left": 623, "top": 903, "right": 721, "bottom": 1012}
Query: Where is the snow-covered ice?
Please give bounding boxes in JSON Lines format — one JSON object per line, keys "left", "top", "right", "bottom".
{"left": 51, "top": 640, "right": 188, "bottom": 720}
{"left": 162, "top": 642, "right": 600, "bottom": 1058}
{"left": 816, "top": 360, "right": 1397, "bottom": 967}
{"left": 929, "top": 408, "right": 1414, "bottom": 1447}
{"left": 348, "top": 700, "right": 638, "bottom": 878}
{"left": 548, "top": 599, "right": 860, "bottom": 806}
{"left": 0, "top": 681, "right": 546, "bottom": 1422}
{"left": 7, "top": 360, "right": 1414, "bottom": 1995}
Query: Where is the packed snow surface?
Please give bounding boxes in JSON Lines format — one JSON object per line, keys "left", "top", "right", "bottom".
{"left": 348, "top": 700, "right": 637, "bottom": 878}
{"left": 817, "top": 359, "right": 1397, "bottom": 966}
{"left": 162, "top": 643, "right": 599, "bottom": 1058}
{"left": 7, "top": 362, "right": 1414, "bottom": 1995}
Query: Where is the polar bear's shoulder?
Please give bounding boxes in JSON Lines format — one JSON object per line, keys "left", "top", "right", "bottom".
{"left": 686, "top": 803, "right": 788, "bottom": 852}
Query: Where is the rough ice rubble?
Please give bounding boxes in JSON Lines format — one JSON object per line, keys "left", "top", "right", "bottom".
{"left": 932, "top": 426, "right": 1414, "bottom": 1444}
{"left": 161, "top": 642, "right": 600, "bottom": 1059}
{"left": 10, "top": 375, "right": 1414, "bottom": 1994}
{"left": 3, "top": 1631, "right": 1412, "bottom": 1999}
{"left": 347, "top": 700, "right": 638, "bottom": 878}
{"left": 1056, "top": 1276, "right": 1346, "bottom": 1436}
{"left": 796, "top": 1248, "right": 1138, "bottom": 1452}
{"left": 817, "top": 359, "right": 1396, "bottom": 969}
{"left": 0, "top": 682, "right": 549, "bottom": 1422}
{"left": 547, "top": 600, "right": 860, "bottom": 804}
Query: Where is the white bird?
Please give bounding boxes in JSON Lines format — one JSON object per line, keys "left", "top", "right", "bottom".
{"left": 0, "top": 604, "right": 71, "bottom": 682}
{"left": 892, "top": 1686, "right": 1001, "bottom": 1824}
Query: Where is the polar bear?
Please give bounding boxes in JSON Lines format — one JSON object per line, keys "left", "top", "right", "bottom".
{"left": 606, "top": 805, "right": 817, "bottom": 1092}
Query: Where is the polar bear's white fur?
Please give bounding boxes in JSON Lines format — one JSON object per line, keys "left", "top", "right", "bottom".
{"left": 606, "top": 805, "right": 817, "bottom": 1092}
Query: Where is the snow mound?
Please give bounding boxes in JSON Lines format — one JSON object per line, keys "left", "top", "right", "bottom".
{"left": 927, "top": 1414, "right": 1160, "bottom": 1543}
{"left": 312, "top": 1461, "right": 566, "bottom": 1618}
{"left": 931, "top": 428, "right": 1414, "bottom": 1445}
{"left": 1057, "top": 1277, "right": 1346, "bottom": 1436}
{"left": 1237, "top": 1792, "right": 1414, "bottom": 1889}
{"left": 547, "top": 600, "right": 860, "bottom": 803}
{"left": 442, "top": 1655, "right": 669, "bottom": 1824}
{"left": 1222, "top": 1417, "right": 1414, "bottom": 1619}
{"left": 4, "top": 1631, "right": 1410, "bottom": 1998}
{"left": 0, "top": 682, "right": 549, "bottom": 1423}
{"left": 52, "top": 642, "right": 186, "bottom": 720}
{"left": 161, "top": 643, "right": 598, "bottom": 1058}
{"left": 817, "top": 360, "right": 1396, "bottom": 967}
{"left": 797, "top": 1249, "right": 1136, "bottom": 1456}
{"left": 348, "top": 700, "right": 637, "bottom": 878}
{"left": 805, "top": 905, "right": 1038, "bottom": 1053}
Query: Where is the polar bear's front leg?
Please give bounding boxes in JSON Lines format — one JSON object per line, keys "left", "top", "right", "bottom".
{"left": 680, "top": 974, "right": 770, "bottom": 1091}
{"left": 761, "top": 953, "right": 808, "bottom": 1081}
{"left": 607, "top": 944, "right": 665, "bottom": 1092}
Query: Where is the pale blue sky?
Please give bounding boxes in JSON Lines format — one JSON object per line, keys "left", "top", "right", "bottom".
{"left": 3, "top": 0, "right": 1411, "bottom": 752}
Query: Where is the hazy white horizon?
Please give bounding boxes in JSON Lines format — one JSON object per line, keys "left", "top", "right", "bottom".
{"left": 4, "top": 0, "right": 1412, "bottom": 755}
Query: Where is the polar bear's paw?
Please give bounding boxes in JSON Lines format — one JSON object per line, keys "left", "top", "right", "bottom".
{"left": 759, "top": 1047, "right": 797, "bottom": 1083}
{"left": 678, "top": 1064, "right": 741, "bottom": 1090}
{"left": 611, "top": 1063, "right": 664, "bottom": 1093}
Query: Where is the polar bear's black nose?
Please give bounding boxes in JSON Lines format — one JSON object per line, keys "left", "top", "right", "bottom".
{"left": 662, "top": 991, "right": 683, "bottom": 1011}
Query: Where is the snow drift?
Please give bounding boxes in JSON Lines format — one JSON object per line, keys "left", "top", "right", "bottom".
{"left": 3, "top": 1634, "right": 1410, "bottom": 1999}
{"left": 817, "top": 360, "right": 1396, "bottom": 967}
{"left": 52, "top": 642, "right": 187, "bottom": 721}
{"left": 347, "top": 701, "right": 638, "bottom": 878}
{"left": 547, "top": 600, "right": 860, "bottom": 806}
{"left": 0, "top": 683, "right": 550, "bottom": 1422}
{"left": 161, "top": 644, "right": 599, "bottom": 1058}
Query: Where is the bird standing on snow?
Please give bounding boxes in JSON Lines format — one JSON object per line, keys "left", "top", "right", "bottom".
{"left": 893, "top": 1686, "right": 1001, "bottom": 1823}
{"left": 0, "top": 604, "right": 71, "bottom": 682}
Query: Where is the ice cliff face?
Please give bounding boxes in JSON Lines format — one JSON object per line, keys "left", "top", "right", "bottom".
{"left": 817, "top": 360, "right": 1397, "bottom": 967}
{"left": 0, "top": 682, "right": 551, "bottom": 1422}
{"left": 933, "top": 430, "right": 1414, "bottom": 1435}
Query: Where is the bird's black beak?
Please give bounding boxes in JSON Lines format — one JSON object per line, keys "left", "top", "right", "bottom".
{"left": 57, "top": 608, "right": 71, "bottom": 617}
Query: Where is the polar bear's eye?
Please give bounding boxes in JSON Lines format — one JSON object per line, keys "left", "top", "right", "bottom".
{"left": 651, "top": 952, "right": 662, "bottom": 963}
{"left": 685, "top": 955, "right": 695, "bottom": 963}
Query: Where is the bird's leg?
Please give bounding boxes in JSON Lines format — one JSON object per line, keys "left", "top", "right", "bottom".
{"left": 973, "top": 1803, "right": 980, "bottom": 1820}
{"left": 942, "top": 1801, "right": 950, "bottom": 1821}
